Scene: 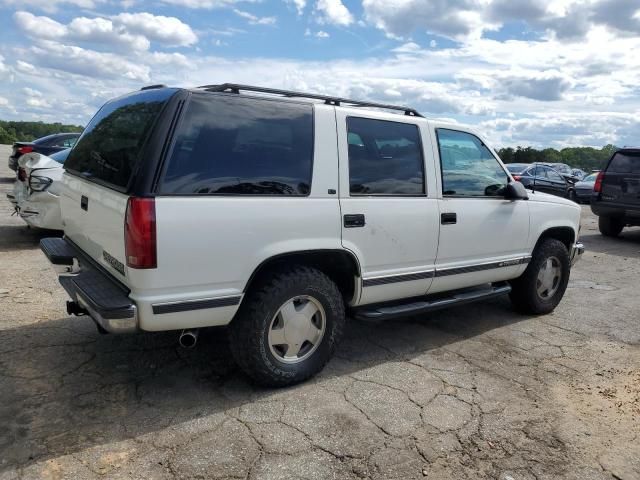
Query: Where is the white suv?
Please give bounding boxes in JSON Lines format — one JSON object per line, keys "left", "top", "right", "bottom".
{"left": 40, "top": 84, "right": 584, "bottom": 386}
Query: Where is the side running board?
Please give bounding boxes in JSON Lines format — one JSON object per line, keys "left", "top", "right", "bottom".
{"left": 353, "top": 282, "right": 511, "bottom": 321}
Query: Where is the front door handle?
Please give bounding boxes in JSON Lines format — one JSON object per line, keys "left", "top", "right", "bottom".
{"left": 441, "top": 212, "right": 457, "bottom": 225}
{"left": 344, "top": 214, "right": 365, "bottom": 228}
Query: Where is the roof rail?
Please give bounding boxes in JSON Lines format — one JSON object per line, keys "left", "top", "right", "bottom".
{"left": 197, "top": 83, "right": 423, "bottom": 117}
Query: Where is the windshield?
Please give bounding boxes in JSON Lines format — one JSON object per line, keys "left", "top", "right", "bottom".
{"left": 582, "top": 173, "right": 597, "bottom": 182}
{"left": 64, "top": 88, "right": 177, "bottom": 189}
{"left": 50, "top": 148, "right": 71, "bottom": 164}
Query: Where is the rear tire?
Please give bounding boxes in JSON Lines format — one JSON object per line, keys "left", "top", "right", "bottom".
{"left": 510, "top": 238, "right": 570, "bottom": 315}
{"left": 598, "top": 216, "right": 624, "bottom": 237}
{"left": 229, "top": 266, "right": 345, "bottom": 387}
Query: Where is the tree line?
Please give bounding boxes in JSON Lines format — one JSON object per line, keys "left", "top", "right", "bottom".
{"left": 497, "top": 145, "right": 617, "bottom": 172}
{"left": 0, "top": 120, "right": 84, "bottom": 145}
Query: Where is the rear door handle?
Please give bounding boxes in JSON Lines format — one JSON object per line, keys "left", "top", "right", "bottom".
{"left": 344, "top": 214, "right": 365, "bottom": 228}
{"left": 80, "top": 195, "right": 88, "bottom": 211}
{"left": 441, "top": 212, "right": 457, "bottom": 225}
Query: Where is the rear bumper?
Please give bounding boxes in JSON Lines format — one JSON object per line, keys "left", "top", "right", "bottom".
{"left": 591, "top": 198, "right": 640, "bottom": 220}
{"left": 40, "top": 237, "right": 138, "bottom": 333}
{"left": 571, "top": 242, "right": 584, "bottom": 266}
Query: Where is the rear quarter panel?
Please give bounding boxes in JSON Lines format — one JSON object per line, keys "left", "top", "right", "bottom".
{"left": 136, "top": 104, "right": 342, "bottom": 331}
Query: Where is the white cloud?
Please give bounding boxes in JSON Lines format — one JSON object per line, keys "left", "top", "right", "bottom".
{"left": 363, "top": 0, "right": 491, "bottom": 40}
{"left": 0, "top": 97, "right": 9, "bottom": 107}
{"left": 315, "top": 30, "right": 329, "bottom": 38}
{"left": 363, "top": 0, "right": 640, "bottom": 42}
{"left": 113, "top": 12, "right": 198, "bottom": 46}
{"left": 160, "top": 0, "right": 249, "bottom": 8}
{"left": 233, "top": 9, "right": 277, "bottom": 25}
{"left": 2, "top": 0, "right": 99, "bottom": 13}
{"left": 14, "top": 11, "right": 197, "bottom": 51}
{"left": 285, "top": 0, "right": 306, "bottom": 15}
{"left": 15, "top": 60, "right": 38, "bottom": 74}
{"left": 29, "top": 40, "right": 151, "bottom": 81}
{"left": 315, "top": 0, "right": 353, "bottom": 26}
{"left": 22, "top": 87, "right": 42, "bottom": 97}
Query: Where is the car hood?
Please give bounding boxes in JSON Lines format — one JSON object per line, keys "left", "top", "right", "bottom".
{"left": 527, "top": 190, "right": 579, "bottom": 208}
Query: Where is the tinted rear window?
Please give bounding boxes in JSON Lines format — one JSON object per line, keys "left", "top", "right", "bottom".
{"left": 159, "top": 94, "right": 313, "bottom": 195}
{"left": 608, "top": 153, "right": 640, "bottom": 174}
{"left": 347, "top": 117, "right": 424, "bottom": 195}
{"left": 65, "top": 88, "right": 176, "bottom": 189}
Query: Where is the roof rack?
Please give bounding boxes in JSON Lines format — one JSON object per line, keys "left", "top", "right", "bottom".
{"left": 140, "top": 84, "right": 167, "bottom": 91}
{"left": 197, "top": 83, "right": 423, "bottom": 117}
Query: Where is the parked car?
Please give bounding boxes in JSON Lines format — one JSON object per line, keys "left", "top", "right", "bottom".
{"left": 506, "top": 163, "right": 574, "bottom": 199}
{"left": 573, "top": 172, "right": 598, "bottom": 203}
{"left": 535, "top": 162, "right": 581, "bottom": 184}
{"left": 40, "top": 84, "right": 583, "bottom": 386}
{"left": 571, "top": 168, "right": 586, "bottom": 180}
{"left": 7, "top": 133, "right": 80, "bottom": 171}
{"left": 8, "top": 149, "right": 70, "bottom": 230}
{"left": 591, "top": 147, "right": 640, "bottom": 236}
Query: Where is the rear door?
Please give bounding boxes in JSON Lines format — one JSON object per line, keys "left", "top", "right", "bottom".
{"left": 337, "top": 111, "right": 440, "bottom": 306}
{"left": 603, "top": 151, "right": 640, "bottom": 206}
{"left": 60, "top": 88, "right": 177, "bottom": 283}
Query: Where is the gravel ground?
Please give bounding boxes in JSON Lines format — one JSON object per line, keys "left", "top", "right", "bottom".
{"left": 0, "top": 143, "right": 638, "bottom": 480}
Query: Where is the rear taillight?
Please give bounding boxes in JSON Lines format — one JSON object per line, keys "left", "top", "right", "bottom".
{"left": 594, "top": 171, "right": 605, "bottom": 193}
{"left": 125, "top": 197, "right": 157, "bottom": 269}
{"left": 17, "top": 167, "right": 27, "bottom": 182}
{"left": 513, "top": 175, "right": 521, "bottom": 181}
{"left": 17, "top": 146, "right": 33, "bottom": 155}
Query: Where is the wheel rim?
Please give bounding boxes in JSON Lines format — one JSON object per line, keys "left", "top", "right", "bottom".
{"left": 268, "top": 296, "right": 326, "bottom": 364}
{"left": 536, "top": 256, "right": 562, "bottom": 300}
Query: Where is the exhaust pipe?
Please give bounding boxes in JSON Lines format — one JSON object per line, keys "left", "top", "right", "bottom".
{"left": 66, "top": 300, "right": 88, "bottom": 316}
{"left": 178, "top": 329, "right": 199, "bottom": 349}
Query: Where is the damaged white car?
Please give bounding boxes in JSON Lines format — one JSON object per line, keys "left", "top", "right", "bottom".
{"left": 8, "top": 148, "right": 70, "bottom": 230}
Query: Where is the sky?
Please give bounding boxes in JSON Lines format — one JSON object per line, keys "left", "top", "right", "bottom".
{"left": 0, "top": 0, "right": 639, "bottom": 149}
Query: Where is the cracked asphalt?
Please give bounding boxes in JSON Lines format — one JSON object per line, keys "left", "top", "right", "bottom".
{"left": 0, "top": 144, "right": 639, "bottom": 480}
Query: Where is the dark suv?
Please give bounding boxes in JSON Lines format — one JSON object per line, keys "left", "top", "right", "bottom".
{"left": 591, "top": 147, "right": 640, "bottom": 237}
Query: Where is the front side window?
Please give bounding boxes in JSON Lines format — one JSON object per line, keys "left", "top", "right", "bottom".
{"left": 547, "top": 168, "right": 565, "bottom": 182}
{"left": 347, "top": 117, "right": 424, "bottom": 195}
{"left": 160, "top": 94, "right": 313, "bottom": 195}
{"left": 436, "top": 129, "right": 509, "bottom": 197}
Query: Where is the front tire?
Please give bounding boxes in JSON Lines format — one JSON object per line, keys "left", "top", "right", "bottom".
{"left": 510, "top": 238, "right": 571, "bottom": 315}
{"left": 229, "top": 266, "right": 345, "bottom": 387}
{"left": 598, "top": 216, "right": 624, "bottom": 237}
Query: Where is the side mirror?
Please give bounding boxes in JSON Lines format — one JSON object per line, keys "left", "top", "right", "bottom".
{"left": 504, "top": 181, "right": 529, "bottom": 200}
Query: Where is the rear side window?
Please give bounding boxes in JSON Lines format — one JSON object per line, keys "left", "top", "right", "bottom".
{"left": 159, "top": 94, "right": 313, "bottom": 195}
{"left": 608, "top": 153, "right": 640, "bottom": 174}
{"left": 347, "top": 117, "right": 424, "bottom": 195}
{"left": 65, "top": 88, "right": 176, "bottom": 189}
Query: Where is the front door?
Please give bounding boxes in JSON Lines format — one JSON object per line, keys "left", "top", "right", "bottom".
{"left": 337, "top": 112, "right": 440, "bottom": 306}
{"left": 430, "top": 127, "right": 530, "bottom": 294}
